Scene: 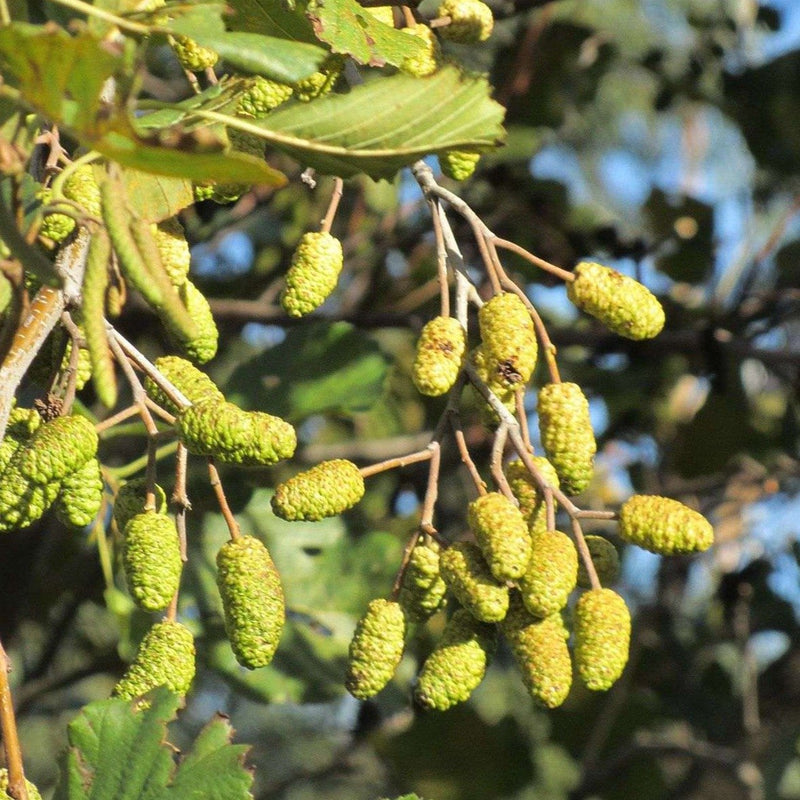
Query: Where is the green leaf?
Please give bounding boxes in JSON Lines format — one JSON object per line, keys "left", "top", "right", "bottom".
{"left": 226, "top": 322, "right": 390, "bottom": 420}
{"left": 169, "top": 7, "right": 328, "bottom": 82}
{"left": 201, "top": 67, "right": 506, "bottom": 178}
{"left": 305, "top": 0, "right": 424, "bottom": 67}
{"left": 121, "top": 169, "right": 193, "bottom": 222}
{"left": 226, "top": 0, "right": 319, "bottom": 44}
{"left": 53, "top": 688, "right": 253, "bottom": 800}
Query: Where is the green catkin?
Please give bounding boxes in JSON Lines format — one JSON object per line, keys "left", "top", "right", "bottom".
{"left": 577, "top": 535, "right": 620, "bottom": 588}
{"left": 112, "top": 478, "right": 168, "bottom": 533}
{"left": 469, "top": 344, "right": 516, "bottom": 416}
{"left": 0, "top": 466, "right": 61, "bottom": 532}
{"left": 517, "top": 530, "right": 578, "bottom": 618}
{"left": 293, "top": 57, "right": 343, "bottom": 101}
{"left": 216, "top": 536, "right": 285, "bottom": 669}
{"left": 82, "top": 229, "right": 117, "bottom": 408}
{"left": 345, "top": 598, "right": 406, "bottom": 699}
{"left": 171, "top": 35, "right": 219, "bottom": 71}
{"left": 411, "top": 316, "right": 466, "bottom": 396}
{"left": 63, "top": 164, "right": 102, "bottom": 218}
{"left": 397, "top": 540, "right": 447, "bottom": 622}
{"left": 0, "top": 768, "right": 43, "bottom": 800}
{"left": 566, "top": 261, "right": 665, "bottom": 341}
{"left": 467, "top": 492, "right": 531, "bottom": 582}
{"left": 414, "top": 608, "right": 496, "bottom": 711}
{"left": 144, "top": 355, "right": 224, "bottom": 415}
{"left": 176, "top": 399, "right": 297, "bottom": 466}
{"left": 271, "top": 459, "right": 364, "bottom": 521}
{"left": 16, "top": 414, "right": 98, "bottom": 485}
{"left": 280, "top": 232, "right": 344, "bottom": 318}
{"left": 237, "top": 76, "right": 294, "bottom": 116}
{"left": 55, "top": 457, "right": 104, "bottom": 528}
{"left": 440, "top": 151, "right": 481, "bottom": 181}
{"left": 170, "top": 280, "right": 218, "bottom": 364}
{"left": 537, "top": 382, "right": 596, "bottom": 495}
{"left": 38, "top": 187, "right": 75, "bottom": 243}
{"left": 478, "top": 292, "right": 537, "bottom": 391}
{"left": 505, "top": 457, "right": 560, "bottom": 534}
{"left": 123, "top": 512, "right": 182, "bottom": 612}
{"left": 436, "top": 0, "right": 494, "bottom": 43}
{"left": 573, "top": 588, "right": 631, "bottom": 691}
{"left": 439, "top": 541, "right": 509, "bottom": 623}
{"left": 153, "top": 217, "right": 191, "bottom": 286}
{"left": 114, "top": 619, "right": 196, "bottom": 699}
{"left": 617, "top": 495, "right": 714, "bottom": 554}
{"left": 501, "top": 593, "right": 572, "bottom": 708}
{"left": 401, "top": 24, "right": 441, "bottom": 77}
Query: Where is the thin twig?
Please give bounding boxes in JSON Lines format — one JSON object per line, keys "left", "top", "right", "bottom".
{"left": 208, "top": 457, "right": 240, "bottom": 540}
{"left": 320, "top": 177, "right": 344, "bottom": 234}
{"left": 359, "top": 447, "right": 434, "bottom": 478}
{"left": 419, "top": 441, "right": 441, "bottom": 534}
{"left": 0, "top": 640, "right": 29, "bottom": 800}
{"left": 450, "top": 413, "right": 486, "bottom": 495}
{"left": 491, "top": 236, "right": 575, "bottom": 282}
{"left": 429, "top": 199, "right": 451, "bottom": 318}
{"left": 490, "top": 424, "right": 514, "bottom": 501}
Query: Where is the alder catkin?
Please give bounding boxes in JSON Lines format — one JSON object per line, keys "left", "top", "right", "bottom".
{"left": 436, "top": 0, "right": 494, "bottom": 43}
{"left": 171, "top": 35, "right": 219, "bottom": 71}
{"left": 114, "top": 619, "right": 196, "bottom": 699}
{"left": 617, "top": 494, "right": 714, "bottom": 554}
{"left": 345, "top": 598, "right": 406, "bottom": 699}
{"left": 55, "top": 457, "right": 104, "bottom": 529}
{"left": 439, "top": 541, "right": 509, "bottom": 623}
{"left": 502, "top": 594, "right": 572, "bottom": 708}
{"left": 237, "top": 76, "right": 294, "bottom": 116}
{"left": 440, "top": 151, "right": 481, "bottom": 181}
{"left": 414, "top": 608, "right": 496, "bottom": 711}
{"left": 467, "top": 492, "right": 531, "bottom": 582}
{"left": 63, "top": 164, "right": 102, "bottom": 218}
{"left": 517, "top": 530, "right": 578, "bottom": 618}
{"left": 401, "top": 24, "right": 441, "bottom": 77}
{"left": 566, "top": 261, "right": 665, "bottom": 341}
{"left": 16, "top": 414, "right": 98, "bottom": 485}
{"left": 505, "top": 457, "right": 559, "bottom": 534}
{"left": 281, "top": 232, "right": 344, "bottom": 318}
{"left": 537, "top": 382, "right": 596, "bottom": 495}
{"left": 478, "top": 292, "right": 537, "bottom": 391}
{"left": 123, "top": 511, "right": 182, "bottom": 612}
{"left": 412, "top": 315, "right": 466, "bottom": 397}
{"left": 577, "top": 535, "right": 620, "bottom": 588}
{"left": 171, "top": 279, "right": 219, "bottom": 364}
{"left": 216, "top": 536, "right": 285, "bottom": 669}
{"left": 573, "top": 588, "right": 631, "bottom": 691}
{"left": 272, "top": 459, "right": 365, "bottom": 521}
{"left": 153, "top": 217, "right": 191, "bottom": 286}
{"left": 144, "top": 355, "right": 224, "bottom": 414}
{"left": 112, "top": 478, "right": 168, "bottom": 533}
{"left": 397, "top": 540, "right": 447, "bottom": 622}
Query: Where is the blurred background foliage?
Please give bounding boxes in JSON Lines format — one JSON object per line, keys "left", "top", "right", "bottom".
{"left": 3, "top": 0, "right": 800, "bottom": 798}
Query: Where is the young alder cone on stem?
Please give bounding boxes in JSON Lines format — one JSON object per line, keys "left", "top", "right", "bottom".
{"left": 573, "top": 588, "right": 631, "bottom": 691}
{"left": 505, "top": 457, "right": 560, "bottom": 534}
{"left": 537, "top": 382, "right": 596, "bottom": 495}
{"left": 439, "top": 541, "right": 509, "bottom": 623}
{"left": 440, "top": 151, "right": 481, "bottom": 181}
{"left": 502, "top": 593, "right": 572, "bottom": 709}
{"left": 55, "top": 456, "right": 104, "bottom": 528}
{"left": 271, "top": 459, "right": 365, "bottom": 521}
{"left": 412, "top": 315, "right": 466, "bottom": 397}
{"left": 114, "top": 619, "right": 196, "bottom": 699}
{"left": 400, "top": 24, "right": 442, "bottom": 77}
{"left": 346, "top": 598, "right": 406, "bottom": 699}
{"left": 144, "top": 354, "right": 224, "bottom": 415}
{"left": 566, "top": 261, "right": 665, "bottom": 341}
{"left": 617, "top": 495, "right": 714, "bottom": 554}
{"left": 397, "top": 539, "right": 447, "bottom": 623}
{"left": 281, "top": 231, "right": 344, "bottom": 318}
{"left": 517, "top": 530, "right": 578, "bottom": 618}
{"left": 0, "top": 768, "right": 42, "bottom": 800}
{"left": 577, "top": 535, "right": 620, "bottom": 588}
{"left": 414, "top": 608, "right": 496, "bottom": 711}
{"left": 113, "top": 478, "right": 168, "bottom": 533}
{"left": 478, "top": 292, "right": 538, "bottom": 390}
{"left": 467, "top": 492, "right": 532, "bottom": 582}
{"left": 217, "top": 536, "right": 286, "bottom": 669}
{"left": 436, "top": 0, "right": 494, "bottom": 43}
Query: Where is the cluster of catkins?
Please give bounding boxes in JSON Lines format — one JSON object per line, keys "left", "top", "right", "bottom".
{"left": 112, "top": 356, "right": 296, "bottom": 700}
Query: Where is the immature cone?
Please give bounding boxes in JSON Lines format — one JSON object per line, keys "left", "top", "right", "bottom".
{"left": 617, "top": 495, "right": 714, "bottom": 555}
{"left": 537, "top": 382, "right": 596, "bottom": 495}
{"left": 144, "top": 355, "right": 224, "bottom": 415}
{"left": 271, "top": 459, "right": 364, "bottom": 521}
{"left": 414, "top": 608, "right": 496, "bottom": 711}
{"left": 114, "top": 620, "right": 196, "bottom": 699}
{"left": 281, "top": 232, "right": 344, "bottom": 318}
{"left": 55, "top": 457, "right": 104, "bottom": 529}
{"left": 573, "top": 588, "right": 631, "bottom": 691}
{"left": 478, "top": 292, "right": 537, "bottom": 390}
{"left": 153, "top": 217, "right": 191, "bottom": 286}
{"left": 567, "top": 261, "right": 665, "bottom": 341}
{"left": 217, "top": 536, "right": 285, "bottom": 668}
{"left": 16, "top": 414, "right": 98, "bottom": 485}
{"left": 469, "top": 344, "right": 515, "bottom": 416}
{"left": 345, "top": 598, "right": 406, "bottom": 699}
{"left": 294, "top": 57, "right": 343, "bottom": 101}
{"left": 113, "top": 478, "right": 168, "bottom": 533}
{"left": 176, "top": 399, "right": 296, "bottom": 466}
{"left": 401, "top": 24, "right": 441, "bottom": 77}
{"left": 436, "top": 0, "right": 494, "bottom": 43}
{"left": 505, "top": 457, "right": 559, "bottom": 534}
{"left": 467, "top": 492, "right": 531, "bottom": 582}
{"left": 412, "top": 316, "right": 466, "bottom": 396}
{"left": 38, "top": 187, "right": 75, "bottom": 243}
{"left": 123, "top": 512, "right": 182, "bottom": 612}
{"left": 172, "top": 280, "right": 219, "bottom": 364}
{"left": 439, "top": 541, "right": 509, "bottom": 623}
{"left": 440, "top": 150, "right": 481, "bottom": 181}
{"left": 397, "top": 540, "right": 447, "bottom": 622}
{"left": 63, "top": 164, "right": 102, "bottom": 218}
{"left": 502, "top": 594, "right": 572, "bottom": 708}
{"left": 171, "top": 35, "right": 219, "bottom": 71}
{"left": 0, "top": 468, "right": 60, "bottom": 532}
{"left": 0, "top": 768, "right": 43, "bottom": 800}
{"left": 237, "top": 76, "right": 294, "bottom": 116}
{"left": 577, "top": 535, "right": 620, "bottom": 588}
{"left": 517, "top": 530, "right": 578, "bottom": 618}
